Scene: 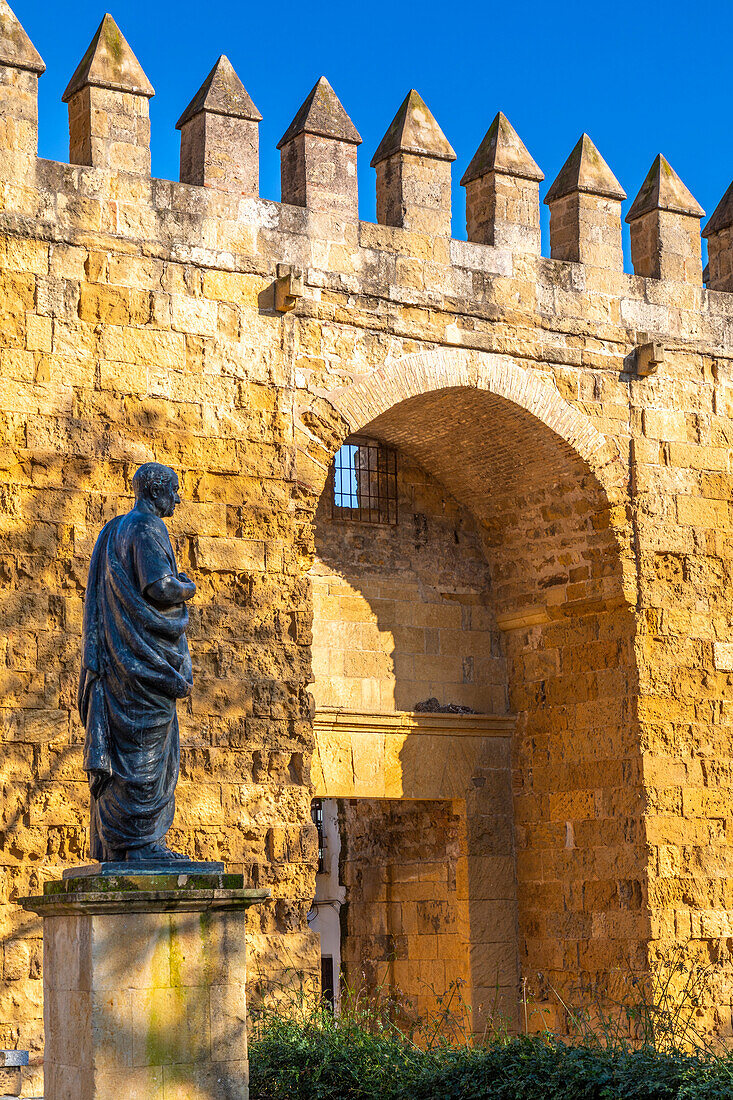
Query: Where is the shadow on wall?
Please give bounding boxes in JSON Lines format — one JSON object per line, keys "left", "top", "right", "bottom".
{"left": 311, "top": 444, "right": 508, "bottom": 716}
{"left": 0, "top": 408, "right": 161, "bottom": 1070}
{"left": 335, "top": 797, "right": 473, "bottom": 1029}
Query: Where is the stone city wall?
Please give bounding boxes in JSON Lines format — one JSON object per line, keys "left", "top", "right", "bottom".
{"left": 1, "top": 2, "right": 733, "bottom": 1076}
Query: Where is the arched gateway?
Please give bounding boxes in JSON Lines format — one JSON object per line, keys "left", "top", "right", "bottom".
{"left": 303, "top": 350, "right": 642, "bottom": 1031}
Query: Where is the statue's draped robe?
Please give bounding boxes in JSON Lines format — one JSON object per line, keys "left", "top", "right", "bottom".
{"left": 78, "top": 510, "right": 193, "bottom": 860}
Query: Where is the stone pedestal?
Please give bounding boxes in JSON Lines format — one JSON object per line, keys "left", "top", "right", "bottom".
{"left": 21, "top": 868, "right": 268, "bottom": 1100}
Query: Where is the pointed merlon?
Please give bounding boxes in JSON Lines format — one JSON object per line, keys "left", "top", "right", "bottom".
{"left": 371, "top": 89, "right": 455, "bottom": 167}
{"left": 626, "top": 154, "right": 704, "bottom": 222}
{"left": 0, "top": 0, "right": 45, "bottom": 73}
{"left": 62, "top": 13, "right": 154, "bottom": 103}
{"left": 176, "top": 55, "right": 261, "bottom": 130}
{"left": 703, "top": 180, "right": 733, "bottom": 238}
{"left": 461, "top": 112, "right": 542, "bottom": 186}
{"left": 544, "top": 134, "right": 625, "bottom": 204}
{"left": 277, "top": 76, "right": 361, "bottom": 149}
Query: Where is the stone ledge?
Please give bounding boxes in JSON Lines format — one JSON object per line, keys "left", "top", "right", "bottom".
{"left": 20, "top": 872, "right": 269, "bottom": 916}
{"left": 313, "top": 708, "right": 513, "bottom": 799}
{"left": 496, "top": 605, "right": 551, "bottom": 631}
{"left": 314, "top": 707, "right": 515, "bottom": 738}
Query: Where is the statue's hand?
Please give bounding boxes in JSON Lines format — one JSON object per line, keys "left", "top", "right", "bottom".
{"left": 178, "top": 572, "right": 196, "bottom": 595}
{"left": 89, "top": 770, "right": 111, "bottom": 799}
{"left": 146, "top": 574, "right": 196, "bottom": 606}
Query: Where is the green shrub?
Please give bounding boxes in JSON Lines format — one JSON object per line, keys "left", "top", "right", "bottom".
{"left": 677, "top": 1055, "right": 733, "bottom": 1099}
{"left": 248, "top": 1011, "right": 416, "bottom": 1100}
{"left": 249, "top": 956, "right": 733, "bottom": 1099}
{"left": 249, "top": 1017, "right": 733, "bottom": 1100}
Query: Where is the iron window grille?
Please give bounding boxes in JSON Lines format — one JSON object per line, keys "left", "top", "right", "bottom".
{"left": 330, "top": 437, "right": 398, "bottom": 525}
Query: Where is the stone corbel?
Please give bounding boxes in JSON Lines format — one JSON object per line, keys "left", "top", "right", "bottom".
{"left": 636, "top": 340, "right": 664, "bottom": 378}
{"left": 275, "top": 263, "right": 304, "bottom": 312}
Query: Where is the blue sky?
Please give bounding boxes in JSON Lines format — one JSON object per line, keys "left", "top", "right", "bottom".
{"left": 11, "top": 0, "right": 732, "bottom": 256}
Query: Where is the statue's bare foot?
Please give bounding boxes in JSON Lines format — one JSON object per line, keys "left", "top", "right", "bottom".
{"left": 159, "top": 846, "right": 188, "bottom": 862}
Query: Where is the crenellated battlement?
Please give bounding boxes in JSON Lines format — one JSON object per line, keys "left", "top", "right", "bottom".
{"left": 2, "top": 3, "right": 733, "bottom": 315}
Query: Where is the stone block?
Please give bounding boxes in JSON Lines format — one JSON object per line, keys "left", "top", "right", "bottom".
{"left": 195, "top": 537, "right": 266, "bottom": 572}
{"left": 0, "top": 1052, "right": 26, "bottom": 1099}
{"left": 642, "top": 408, "right": 690, "bottom": 442}
{"left": 163, "top": 1061, "right": 248, "bottom": 1100}
{"left": 468, "top": 941, "right": 519, "bottom": 988}
{"left": 713, "top": 642, "right": 733, "bottom": 672}
{"left": 26, "top": 312, "right": 52, "bottom": 351}
{"left": 676, "top": 495, "right": 729, "bottom": 528}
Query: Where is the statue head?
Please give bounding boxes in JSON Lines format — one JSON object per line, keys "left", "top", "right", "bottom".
{"left": 132, "top": 463, "right": 181, "bottom": 519}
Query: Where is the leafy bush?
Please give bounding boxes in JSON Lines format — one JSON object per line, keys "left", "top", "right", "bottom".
{"left": 249, "top": 1008, "right": 733, "bottom": 1100}
{"left": 249, "top": 1023, "right": 733, "bottom": 1100}
{"left": 249, "top": 955, "right": 733, "bottom": 1099}
{"left": 249, "top": 1010, "right": 416, "bottom": 1100}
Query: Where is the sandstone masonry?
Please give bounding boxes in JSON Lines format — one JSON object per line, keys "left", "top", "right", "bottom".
{"left": 2, "top": 4, "right": 733, "bottom": 1079}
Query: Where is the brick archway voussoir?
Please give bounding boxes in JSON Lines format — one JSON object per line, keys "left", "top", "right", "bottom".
{"left": 324, "top": 349, "right": 624, "bottom": 503}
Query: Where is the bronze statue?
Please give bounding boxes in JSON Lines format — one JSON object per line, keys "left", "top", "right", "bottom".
{"left": 78, "top": 463, "right": 196, "bottom": 863}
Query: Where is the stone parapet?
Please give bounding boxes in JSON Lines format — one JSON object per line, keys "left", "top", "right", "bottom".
{"left": 177, "top": 56, "right": 262, "bottom": 196}
{"left": 372, "top": 90, "right": 456, "bottom": 238}
{"left": 461, "top": 112, "right": 543, "bottom": 253}
{"left": 4, "top": 155, "right": 733, "bottom": 359}
{"left": 703, "top": 180, "right": 733, "bottom": 291}
{"left": 278, "top": 77, "right": 361, "bottom": 217}
{"left": 0, "top": 0, "right": 45, "bottom": 181}
{"left": 627, "top": 155, "right": 704, "bottom": 284}
{"left": 0, "top": 2, "right": 727, "bottom": 298}
{"left": 545, "top": 134, "right": 626, "bottom": 269}
{"left": 62, "top": 14, "right": 154, "bottom": 174}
